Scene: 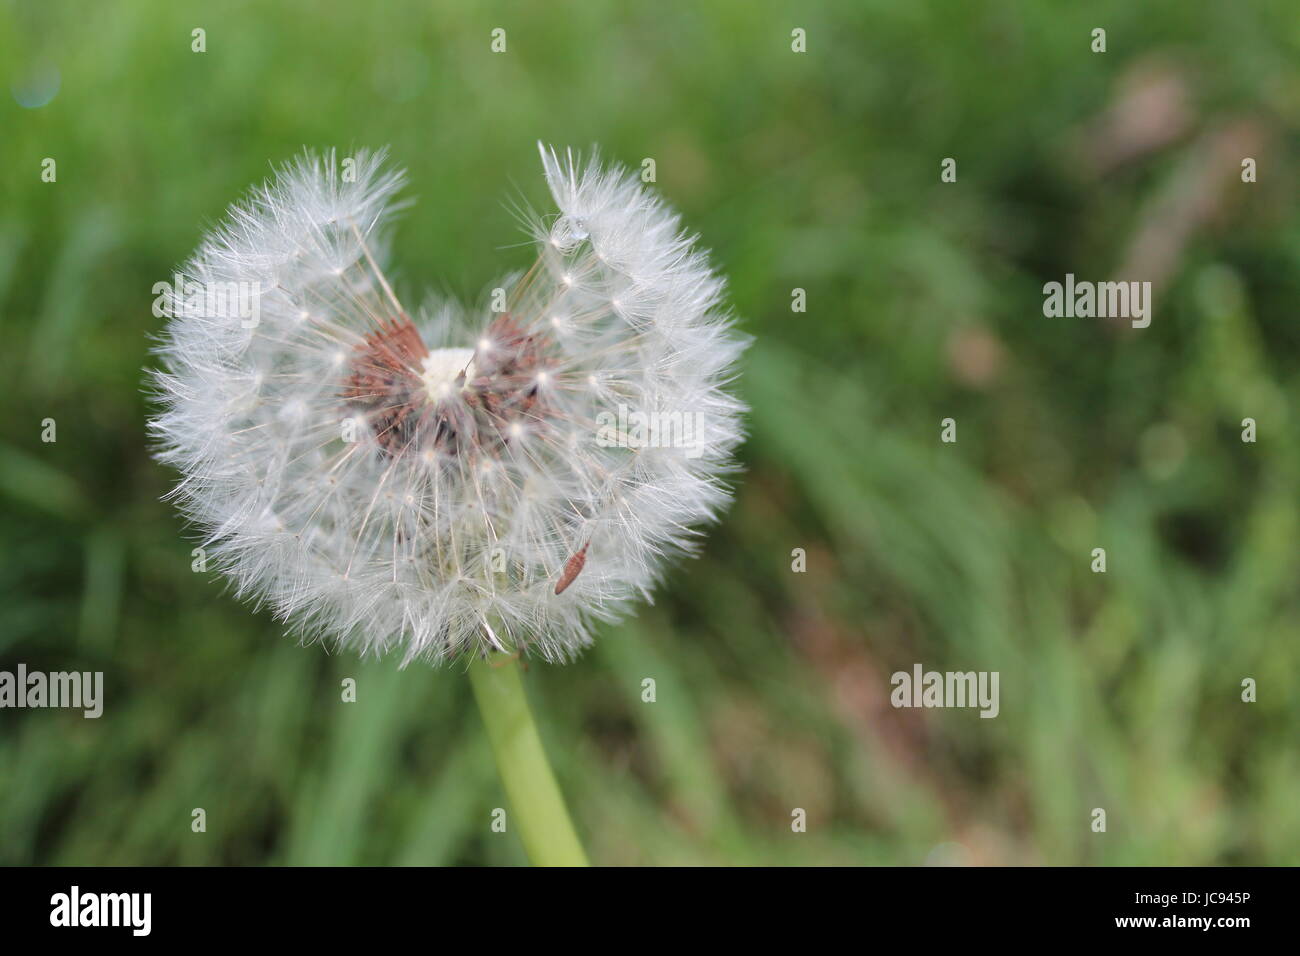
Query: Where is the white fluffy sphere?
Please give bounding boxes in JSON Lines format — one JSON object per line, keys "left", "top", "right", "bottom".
{"left": 150, "top": 145, "right": 748, "bottom": 665}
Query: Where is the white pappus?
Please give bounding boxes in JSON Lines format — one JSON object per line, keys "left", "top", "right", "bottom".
{"left": 149, "top": 144, "right": 749, "bottom": 665}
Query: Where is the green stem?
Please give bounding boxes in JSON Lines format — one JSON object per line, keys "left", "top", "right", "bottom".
{"left": 468, "top": 655, "right": 589, "bottom": 866}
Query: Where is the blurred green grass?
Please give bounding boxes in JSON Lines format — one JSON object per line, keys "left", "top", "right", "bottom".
{"left": 1, "top": 0, "right": 1298, "bottom": 865}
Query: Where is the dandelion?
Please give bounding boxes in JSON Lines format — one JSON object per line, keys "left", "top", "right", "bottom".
{"left": 148, "top": 144, "right": 748, "bottom": 865}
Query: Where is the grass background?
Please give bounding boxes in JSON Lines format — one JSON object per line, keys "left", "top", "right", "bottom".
{"left": 1, "top": 0, "right": 1298, "bottom": 865}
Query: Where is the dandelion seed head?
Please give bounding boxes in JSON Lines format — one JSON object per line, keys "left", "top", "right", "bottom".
{"left": 149, "top": 144, "right": 749, "bottom": 665}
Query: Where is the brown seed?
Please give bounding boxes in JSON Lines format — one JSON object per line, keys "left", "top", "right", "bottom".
{"left": 554, "top": 541, "right": 590, "bottom": 595}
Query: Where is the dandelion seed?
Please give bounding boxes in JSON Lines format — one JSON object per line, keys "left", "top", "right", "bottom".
{"left": 149, "top": 144, "right": 749, "bottom": 666}
{"left": 554, "top": 541, "right": 590, "bottom": 595}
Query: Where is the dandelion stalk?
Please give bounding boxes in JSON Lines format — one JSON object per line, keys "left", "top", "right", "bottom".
{"left": 469, "top": 654, "right": 589, "bottom": 866}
